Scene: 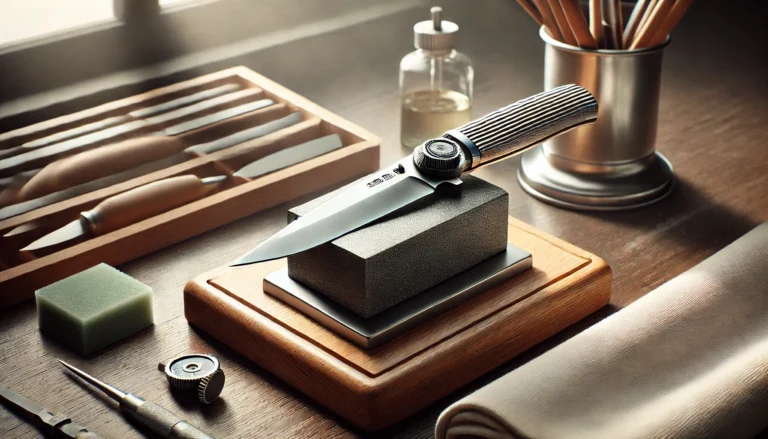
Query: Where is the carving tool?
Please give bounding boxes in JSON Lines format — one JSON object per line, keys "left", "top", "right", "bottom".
{"left": 17, "top": 107, "right": 294, "bottom": 201}
{"left": 159, "top": 354, "right": 225, "bottom": 404}
{"left": 18, "top": 134, "right": 342, "bottom": 251}
{"left": 0, "top": 84, "right": 241, "bottom": 161}
{"left": 0, "top": 387, "right": 103, "bottom": 438}
{"left": 232, "top": 84, "right": 598, "bottom": 266}
{"left": 0, "top": 110, "right": 301, "bottom": 220}
{"left": 58, "top": 360, "right": 214, "bottom": 439}
{"left": 0, "top": 89, "right": 267, "bottom": 177}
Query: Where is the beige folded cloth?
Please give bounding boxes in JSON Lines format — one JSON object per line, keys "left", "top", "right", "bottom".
{"left": 436, "top": 222, "right": 768, "bottom": 439}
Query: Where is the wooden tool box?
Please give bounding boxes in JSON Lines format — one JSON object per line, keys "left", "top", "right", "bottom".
{"left": 0, "top": 66, "right": 380, "bottom": 308}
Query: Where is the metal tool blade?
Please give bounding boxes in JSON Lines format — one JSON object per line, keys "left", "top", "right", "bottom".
{"left": 10, "top": 116, "right": 131, "bottom": 154}
{"left": 231, "top": 157, "right": 460, "bottom": 265}
{"left": 22, "top": 219, "right": 87, "bottom": 251}
{"left": 184, "top": 111, "right": 301, "bottom": 155}
{"left": 128, "top": 83, "right": 240, "bottom": 118}
{"left": 0, "top": 387, "right": 47, "bottom": 423}
{"left": 233, "top": 134, "right": 343, "bottom": 179}
{"left": 146, "top": 88, "right": 261, "bottom": 125}
{"left": 0, "top": 153, "right": 188, "bottom": 221}
{"left": 0, "top": 112, "right": 296, "bottom": 221}
{"left": 0, "top": 120, "right": 149, "bottom": 177}
{"left": 163, "top": 99, "right": 274, "bottom": 136}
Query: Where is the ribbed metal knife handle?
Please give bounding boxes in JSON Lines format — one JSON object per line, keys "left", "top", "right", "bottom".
{"left": 445, "top": 84, "right": 597, "bottom": 170}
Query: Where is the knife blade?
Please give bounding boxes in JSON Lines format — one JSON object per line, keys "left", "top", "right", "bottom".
{"left": 0, "top": 89, "right": 266, "bottom": 178}
{"left": 0, "top": 111, "right": 302, "bottom": 221}
{"left": 16, "top": 106, "right": 294, "bottom": 202}
{"left": 0, "top": 83, "right": 243, "bottom": 161}
{"left": 232, "top": 84, "right": 598, "bottom": 266}
{"left": 0, "top": 387, "right": 103, "bottom": 438}
{"left": 19, "top": 134, "right": 343, "bottom": 251}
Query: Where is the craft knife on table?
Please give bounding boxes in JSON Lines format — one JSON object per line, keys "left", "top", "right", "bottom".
{"left": 0, "top": 83, "right": 242, "bottom": 161}
{"left": 18, "top": 134, "right": 342, "bottom": 251}
{"left": 0, "top": 87, "right": 267, "bottom": 177}
{"left": 0, "top": 111, "right": 302, "bottom": 220}
{"left": 232, "top": 84, "right": 598, "bottom": 266}
{"left": 0, "top": 387, "right": 103, "bottom": 438}
{"left": 59, "top": 360, "right": 214, "bottom": 439}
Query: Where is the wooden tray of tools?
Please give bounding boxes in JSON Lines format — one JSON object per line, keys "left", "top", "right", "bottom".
{"left": 0, "top": 66, "right": 380, "bottom": 308}
{"left": 184, "top": 216, "right": 612, "bottom": 431}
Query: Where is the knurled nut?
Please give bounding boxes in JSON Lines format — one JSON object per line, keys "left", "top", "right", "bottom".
{"left": 197, "top": 369, "right": 225, "bottom": 404}
{"left": 413, "top": 138, "right": 463, "bottom": 179}
{"left": 164, "top": 354, "right": 220, "bottom": 391}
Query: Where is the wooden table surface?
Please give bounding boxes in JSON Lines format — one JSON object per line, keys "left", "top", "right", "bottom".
{"left": 2, "top": 0, "right": 767, "bottom": 437}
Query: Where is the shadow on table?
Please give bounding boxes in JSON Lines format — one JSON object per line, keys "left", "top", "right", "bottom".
{"left": 586, "top": 177, "right": 759, "bottom": 255}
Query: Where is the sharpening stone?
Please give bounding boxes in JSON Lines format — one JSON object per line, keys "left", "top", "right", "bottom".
{"left": 287, "top": 174, "right": 509, "bottom": 318}
{"left": 35, "top": 263, "right": 154, "bottom": 355}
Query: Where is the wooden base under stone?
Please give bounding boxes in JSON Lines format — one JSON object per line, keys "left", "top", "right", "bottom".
{"left": 183, "top": 216, "right": 612, "bottom": 431}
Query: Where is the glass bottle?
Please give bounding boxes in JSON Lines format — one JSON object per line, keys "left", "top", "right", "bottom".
{"left": 400, "top": 7, "right": 474, "bottom": 149}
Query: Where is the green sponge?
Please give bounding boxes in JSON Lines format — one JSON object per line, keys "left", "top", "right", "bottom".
{"left": 35, "top": 263, "right": 154, "bottom": 355}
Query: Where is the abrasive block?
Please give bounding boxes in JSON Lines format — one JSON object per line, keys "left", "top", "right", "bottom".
{"left": 35, "top": 263, "right": 154, "bottom": 355}
{"left": 287, "top": 174, "right": 508, "bottom": 318}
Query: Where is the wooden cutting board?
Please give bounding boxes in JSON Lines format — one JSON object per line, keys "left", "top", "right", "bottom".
{"left": 184, "top": 216, "right": 612, "bottom": 431}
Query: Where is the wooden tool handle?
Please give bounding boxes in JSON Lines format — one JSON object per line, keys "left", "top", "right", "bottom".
{"left": 19, "top": 136, "right": 187, "bottom": 201}
{"left": 447, "top": 84, "right": 597, "bottom": 170}
{"left": 85, "top": 175, "right": 211, "bottom": 236}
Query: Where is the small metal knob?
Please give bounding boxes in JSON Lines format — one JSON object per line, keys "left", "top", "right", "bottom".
{"left": 159, "top": 354, "right": 225, "bottom": 404}
{"left": 413, "top": 138, "right": 463, "bottom": 178}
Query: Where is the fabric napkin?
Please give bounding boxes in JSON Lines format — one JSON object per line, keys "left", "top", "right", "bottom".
{"left": 436, "top": 222, "right": 768, "bottom": 439}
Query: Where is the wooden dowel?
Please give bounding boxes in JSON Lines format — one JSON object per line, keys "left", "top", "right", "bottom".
{"left": 630, "top": 0, "right": 657, "bottom": 46}
{"left": 630, "top": 0, "right": 675, "bottom": 49}
{"left": 623, "top": 0, "right": 649, "bottom": 48}
{"left": 560, "top": 0, "right": 597, "bottom": 48}
{"left": 517, "top": 0, "right": 544, "bottom": 25}
{"left": 589, "top": 0, "right": 604, "bottom": 48}
{"left": 531, "top": 0, "right": 563, "bottom": 41}
{"left": 546, "top": 0, "right": 579, "bottom": 46}
{"left": 649, "top": 0, "right": 696, "bottom": 46}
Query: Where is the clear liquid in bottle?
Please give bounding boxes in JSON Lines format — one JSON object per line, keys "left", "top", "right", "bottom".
{"left": 400, "top": 89, "right": 472, "bottom": 149}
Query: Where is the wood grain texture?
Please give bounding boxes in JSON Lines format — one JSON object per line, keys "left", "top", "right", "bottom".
{"left": 185, "top": 217, "right": 612, "bottom": 430}
{"left": 1, "top": 0, "right": 767, "bottom": 437}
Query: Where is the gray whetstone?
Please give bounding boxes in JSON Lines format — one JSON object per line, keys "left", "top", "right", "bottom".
{"left": 287, "top": 174, "right": 509, "bottom": 318}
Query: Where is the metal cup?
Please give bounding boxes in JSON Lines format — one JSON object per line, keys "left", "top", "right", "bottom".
{"left": 518, "top": 27, "right": 674, "bottom": 210}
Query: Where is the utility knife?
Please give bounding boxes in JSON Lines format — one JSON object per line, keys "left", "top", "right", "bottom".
{"left": 19, "top": 134, "right": 343, "bottom": 251}
{"left": 232, "top": 84, "right": 598, "bottom": 266}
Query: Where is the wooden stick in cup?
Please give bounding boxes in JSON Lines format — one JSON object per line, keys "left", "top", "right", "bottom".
{"left": 589, "top": 0, "right": 604, "bottom": 47}
{"left": 531, "top": 0, "right": 563, "bottom": 41}
{"left": 630, "top": 0, "right": 657, "bottom": 46}
{"left": 649, "top": 0, "right": 696, "bottom": 46}
{"left": 546, "top": 0, "right": 578, "bottom": 46}
{"left": 630, "top": 0, "right": 675, "bottom": 49}
{"left": 516, "top": 0, "right": 544, "bottom": 25}
{"left": 623, "top": 0, "right": 649, "bottom": 47}
{"left": 560, "top": 0, "right": 597, "bottom": 48}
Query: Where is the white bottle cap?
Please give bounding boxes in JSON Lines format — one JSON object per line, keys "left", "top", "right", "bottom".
{"left": 414, "top": 6, "right": 458, "bottom": 51}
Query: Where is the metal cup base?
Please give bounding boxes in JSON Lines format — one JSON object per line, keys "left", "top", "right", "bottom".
{"left": 518, "top": 146, "right": 675, "bottom": 211}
